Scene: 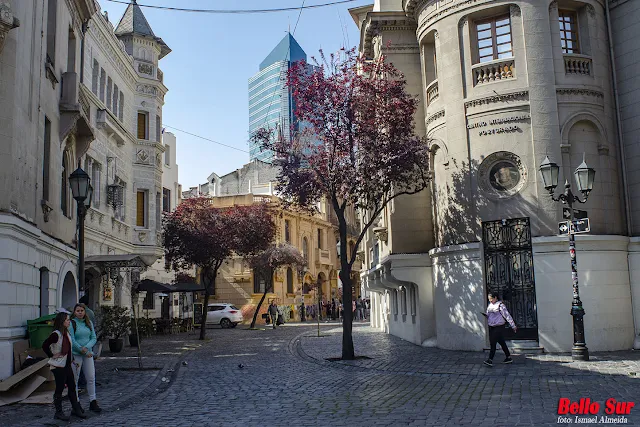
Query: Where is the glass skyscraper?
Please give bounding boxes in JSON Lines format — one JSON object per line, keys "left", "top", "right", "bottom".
{"left": 248, "top": 33, "right": 307, "bottom": 162}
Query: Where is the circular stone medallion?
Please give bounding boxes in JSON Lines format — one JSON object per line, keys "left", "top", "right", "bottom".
{"left": 478, "top": 152, "right": 527, "bottom": 199}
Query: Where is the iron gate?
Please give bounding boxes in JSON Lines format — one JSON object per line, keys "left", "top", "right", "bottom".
{"left": 482, "top": 217, "right": 538, "bottom": 340}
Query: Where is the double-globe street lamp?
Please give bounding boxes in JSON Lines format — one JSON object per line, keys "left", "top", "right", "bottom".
{"left": 539, "top": 156, "right": 596, "bottom": 361}
{"left": 69, "top": 166, "right": 93, "bottom": 297}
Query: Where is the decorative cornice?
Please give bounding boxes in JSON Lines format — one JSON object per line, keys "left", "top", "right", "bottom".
{"left": 556, "top": 88, "right": 604, "bottom": 98}
{"left": 426, "top": 109, "right": 445, "bottom": 126}
{"left": 89, "top": 17, "right": 137, "bottom": 89}
{"left": 362, "top": 13, "right": 417, "bottom": 58}
{"left": 417, "top": 0, "right": 486, "bottom": 37}
{"left": 464, "top": 90, "right": 529, "bottom": 108}
{"left": 0, "top": 1, "right": 20, "bottom": 55}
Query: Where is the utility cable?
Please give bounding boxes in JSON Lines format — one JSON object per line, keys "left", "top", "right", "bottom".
{"left": 162, "top": 124, "right": 250, "bottom": 153}
{"left": 106, "top": 0, "right": 358, "bottom": 14}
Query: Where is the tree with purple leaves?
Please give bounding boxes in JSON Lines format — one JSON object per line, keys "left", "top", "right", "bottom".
{"left": 163, "top": 197, "right": 276, "bottom": 340}
{"left": 252, "top": 49, "right": 431, "bottom": 360}
{"left": 247, "top": 243, "right": 306, "bottom": 329}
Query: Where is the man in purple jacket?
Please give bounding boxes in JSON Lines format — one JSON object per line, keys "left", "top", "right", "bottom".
{"left": 483, "top": 292, "right": 517, "bottom": 367}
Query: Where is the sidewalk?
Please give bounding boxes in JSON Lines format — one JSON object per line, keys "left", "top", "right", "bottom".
{"left": 0, "top": 331, "right": 203, "bottom": 426}
{"left": 295, "top": 324, "right": 640, "bottom": 426}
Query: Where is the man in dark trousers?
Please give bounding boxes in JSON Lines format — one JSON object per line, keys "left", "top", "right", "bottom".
{"left": 268, "top": 301, "right": 278, "bottom": 329}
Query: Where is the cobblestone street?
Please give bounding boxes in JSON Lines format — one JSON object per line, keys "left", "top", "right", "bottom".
{"left": 1, "top": 323, "right": 639, "bottom": 426}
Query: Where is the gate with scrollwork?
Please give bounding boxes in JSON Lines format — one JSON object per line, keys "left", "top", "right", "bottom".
{"left": 482, "top": 217, "right": 538, "bottom": 340}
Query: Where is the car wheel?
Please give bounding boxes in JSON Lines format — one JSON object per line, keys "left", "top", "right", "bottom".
{"left": 230, "top": 323, "right": 238, "bottom": 328}
{"left": 220, "top": 318, "right": 231, "bottom": 329}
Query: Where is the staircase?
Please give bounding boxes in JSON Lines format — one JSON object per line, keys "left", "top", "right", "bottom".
{"left": 507, "top": 340, "right": 544, "bottom": 355}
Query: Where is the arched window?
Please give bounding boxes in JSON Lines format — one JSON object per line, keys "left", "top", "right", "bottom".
{"left": 286, "top": 267, "right": 293, "bottom": 294}
{"left": 302, "top": 237, "right": 308, "bottom": 264}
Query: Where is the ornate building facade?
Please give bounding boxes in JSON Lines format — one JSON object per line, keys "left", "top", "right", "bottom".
{"left": 0, "top": 0, "right": 169, "bottom": 379}
{"left": 352, "top": 0, "right": 640, "bottom": 352}
{"left": 189, "top": 160, "right": 361, "bottom": 322}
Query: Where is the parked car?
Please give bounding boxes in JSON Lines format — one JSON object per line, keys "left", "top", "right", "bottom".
{"left": 205, "top": 303, "right": 243, "bottom": 328}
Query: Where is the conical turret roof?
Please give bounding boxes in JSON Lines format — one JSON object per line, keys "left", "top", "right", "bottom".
{"left": 114, "top": 0, "right": 171, "bottom": 59}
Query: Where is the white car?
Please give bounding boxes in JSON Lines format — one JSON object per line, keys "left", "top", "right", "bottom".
{"left": 205, "top": 303, "right": 243, "bottom": 328}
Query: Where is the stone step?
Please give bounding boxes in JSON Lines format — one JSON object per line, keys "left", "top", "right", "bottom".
{"left": 484, "top": 340, "right": 545, "bottom": 354}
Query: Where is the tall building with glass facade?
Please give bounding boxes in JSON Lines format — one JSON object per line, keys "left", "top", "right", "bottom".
{"left": 248, "top": 33, "right": 307, "bottom": 162}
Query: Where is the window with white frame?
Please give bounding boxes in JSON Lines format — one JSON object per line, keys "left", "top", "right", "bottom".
{"left": 559, "top": 10, "right": 579, "bottom": 54}
{"left": 476, "top": 15, "right": 513, "bottom": 63}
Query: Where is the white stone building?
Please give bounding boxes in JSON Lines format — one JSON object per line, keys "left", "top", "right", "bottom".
{"left": 0, "top": 0, "right": 169, "bottom": 379}
{"left": 352, "top": 0, "right": 640, "bottom": 353}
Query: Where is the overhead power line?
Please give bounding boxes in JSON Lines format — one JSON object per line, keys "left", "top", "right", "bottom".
{"left": 106, "top": 0, "right": 359, "bottom": 14}
{"left": 163, "top": 125, "right": 250, "bottom": 153}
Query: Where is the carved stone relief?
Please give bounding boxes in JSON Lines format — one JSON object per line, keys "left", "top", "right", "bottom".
{"left": 478, "top": 152, "right": 528, "bottom": 200}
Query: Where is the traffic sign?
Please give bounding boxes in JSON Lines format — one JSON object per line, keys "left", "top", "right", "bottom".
{"left": 558, "top": 221, "right": 570, "bottom": 235}
{"left": 563, "top": 208, "right": 588, "bottom": 220}
{"left": 558, "top": 218, "right": 591, "bottom": 235}
{"left": 571, "top": 218, "right": 591, "bottom": 234}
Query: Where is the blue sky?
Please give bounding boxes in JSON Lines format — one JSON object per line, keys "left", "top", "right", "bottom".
{"left": 99, "top": 0, "right": 371, "bottom": 189}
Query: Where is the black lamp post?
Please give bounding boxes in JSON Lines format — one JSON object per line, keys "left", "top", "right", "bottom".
{"left": 69, "top": 167, "right": 92, "bottom": 296}
{"left": 539, "top": 155, "right": 595, "bottom": 361}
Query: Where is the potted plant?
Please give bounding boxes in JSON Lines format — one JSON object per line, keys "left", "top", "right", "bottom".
{"left": 100, "top": 306, "right": 130, "bottom": 353}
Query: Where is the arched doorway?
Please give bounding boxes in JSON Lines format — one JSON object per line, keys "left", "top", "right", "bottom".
{"left": 61, "top": 271, "right": 77, "bottom": 311}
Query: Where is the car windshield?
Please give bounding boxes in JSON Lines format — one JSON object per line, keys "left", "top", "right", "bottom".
{"left": 230, "top": 305, "right": 239, "bottom": 310}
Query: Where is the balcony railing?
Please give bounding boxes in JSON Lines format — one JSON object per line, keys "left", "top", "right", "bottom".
{"left": 472, "top": 58, "right": 515, "bottom": 86}
{"left": 315, "top": 248, "right": 331, "bottom": 266}
{"left": 563, "top": 54, "right": 592, "bottom": 76}
{"left": 426, "top": 79, "right": 439, "bottom": 105}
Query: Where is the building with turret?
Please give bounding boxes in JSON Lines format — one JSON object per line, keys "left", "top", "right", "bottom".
{"left": 0, "top": 0, "right": 171, "bottom": 378}
{"left": 351, "top": 0, "right": 640, "bottom": 353}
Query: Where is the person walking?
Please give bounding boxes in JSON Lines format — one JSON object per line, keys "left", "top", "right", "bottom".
{"left": 70, "top": 304, "right": 102, "bottom": 413}
{"left": 268, "top": 301, "right": 278, "bottom": 329}
{"left": 356, "top": 297, "right": 363, "bottom": 321}
{"left": 42, "top": 311, "right": 87, "bottom": 420}
{"left": 483, "top": 292, "right": 517, "bottom": 367}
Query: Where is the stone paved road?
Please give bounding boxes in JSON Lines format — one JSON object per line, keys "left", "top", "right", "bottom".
{"left": 2, "top": 323, "right": 639, "bottom": 426}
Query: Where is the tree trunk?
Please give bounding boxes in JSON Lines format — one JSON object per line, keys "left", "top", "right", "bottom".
{"left": 250, "top": 287, "right": 269, "bottom": 329}
{"left": 337, "top": 213, "right": 355, "bottom": 360}
{"left": 199, "top": 289, "right": 211, "bottom": 340}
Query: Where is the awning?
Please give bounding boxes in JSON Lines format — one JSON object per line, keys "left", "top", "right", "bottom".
{"left": 136, "top": 279, "right": 204, "bottom": 294}
{"left": 85, "top": 254, "right": 151, "bottom": 269}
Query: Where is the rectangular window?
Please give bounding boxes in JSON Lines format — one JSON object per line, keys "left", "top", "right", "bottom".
{"left": 253, "top": 269, "right": 272, "bottom": 294}
{"left": 559, "top": 11, "right": 579, "bottom": 54}
{"left": 91, "top": 161, "right": 101, "bottom": 207}
{"left": 112, "top": 84, "right": 118, "bottom": 113}
{"left": 99, "top": 69, "right": 106, "bottom": 102}
{"left": 476, "top": 15, "right": 512, "bottom": 63}
{"left": 317, "top": 229, "right": 323, "bottom": 249}
{"left": 137, "top": 112, "right": 147, "bottom": 139}
{"left": 66, "top": 28, "right": 76, "bottom": 72}
{"left": 284, "top": 219, "right": 290, "bottom": 243}
{"left": 136, "top": 190, "right": 146, "bottom": 227}
{"left": 162, "top": 187, "right": 170, "bottom": 212}
{"left": 114, "top": 181, "right": 126, "bottom": 221}
{"left": 46, "top": 0, "right": 57, "bottom": 66}
{"left": 106, "top": 77, "right": 112, "bottom": 109}
{"left": 91, "top": 59, "right": 99, "bottom": 95}
{"left": 156, "top": 115, "right": 161, "bottom": 142}
{"left": 164, "top": 144, "right": 170, "bottom": 166}
{"left": 118, "top": 92, "right": 124, "bottom": 122}
{"left": 42, "top": 117, "right": 51, "bottom": 201}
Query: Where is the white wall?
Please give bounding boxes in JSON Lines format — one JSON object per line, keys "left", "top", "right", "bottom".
{"left": 430, "top": 243, "right": 486, "bottom": 351}
{"left": 533, "top": 235, "right": 634, "bottom": 352}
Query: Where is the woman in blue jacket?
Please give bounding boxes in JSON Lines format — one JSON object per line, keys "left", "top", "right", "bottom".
{"left": 70, "top": 304, "right": 102, "bottom": 413}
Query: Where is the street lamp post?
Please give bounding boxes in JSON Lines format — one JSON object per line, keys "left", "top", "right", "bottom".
{"left": 69, "top": 166, "right": 92, "bottom": 296}
{"left": 539, "top": 155, "right": 596, "bottom": 361}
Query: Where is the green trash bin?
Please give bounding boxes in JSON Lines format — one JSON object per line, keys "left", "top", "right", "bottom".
{"left": 27, "top": 313, "right": 57, "bottom": 349}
